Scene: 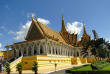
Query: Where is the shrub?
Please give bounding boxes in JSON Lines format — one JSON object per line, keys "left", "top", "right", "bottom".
{"left": 5, "top": 62, "right": 11, "bottom": 74}
{"left": 91, "top": 61, "right": 110, "bottom": 70}
{"left": 16, "top": 62, "right": 23, "bottom": 74}
{"left": 32, "top": 61, "right": 38, "bottom": 74}
{"left": 66, "top": 70, "right": 110, "bottom": 74}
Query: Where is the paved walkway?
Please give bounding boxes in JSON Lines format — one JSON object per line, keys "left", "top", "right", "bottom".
{"left": 48, "top": 68, "right": 68, "bottom": 74}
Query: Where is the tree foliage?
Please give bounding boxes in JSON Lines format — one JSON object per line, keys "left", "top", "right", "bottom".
{"left": 5, "top": 62, "right": 11, "bottom": 72}
{"left": 83, "top": 38, "right": 110, "bottom": 58}
{"left": 16, "top": 62, "right": 23, "bottom": 73}
{"left": 32, "top": 61, "right": 38, "bottom": 73}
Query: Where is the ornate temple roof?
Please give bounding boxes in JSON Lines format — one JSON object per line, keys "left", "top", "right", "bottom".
{"left": 5, "top": 17, "right": 67, "bottom": 48}
{"left": 36, "top": 20, "right": 66, "bottom": 44}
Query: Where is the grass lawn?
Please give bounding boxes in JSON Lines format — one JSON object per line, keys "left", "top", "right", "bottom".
{"left": 102, "top": 65, "right": 110, "bottom": 70}
{"left": 76, "top": 65, "right": 92, "bottom": 71}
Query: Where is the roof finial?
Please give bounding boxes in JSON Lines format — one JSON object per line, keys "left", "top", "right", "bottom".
{"left": 31, "top": 13, "right": 33, "bottom": 19}
{"left": 13, "top": 40, "right": 15, "bottom": 44}
{"left": 35, "top": 16, "right": 37, "bottom": 21}
{"left": 7, "top": 43, "right": 9, "bottom": 46}
{"left": 62, "top": 12, "right": 64, "bottom": 19}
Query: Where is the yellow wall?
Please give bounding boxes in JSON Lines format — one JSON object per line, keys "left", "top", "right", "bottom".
{"left": 71, "top": 57, "right": 78, "bottom": 64}
{"left": 1, "top": 50, "right": 12, "bottom": 59}
{"left": 0, "top": 52, "right": 4, "bottom": 56}
{"left": 22, "top": 56, "right": 37, "bottom": 70}
{"left": 80, "top": 57, "right": 87, "bottom": 64}
{"left": 87, "top": 57, "right": 98, "bottom": 63}
{"left": 22, "top": 55, "right": 71, "bottom": 70}
{"left": 106, "top": 58, "right": 110, "bottom": 62}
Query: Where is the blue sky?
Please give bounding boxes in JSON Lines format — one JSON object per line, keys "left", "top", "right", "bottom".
{"left": 0, "top": 0, "right": 110, "bottom": 51}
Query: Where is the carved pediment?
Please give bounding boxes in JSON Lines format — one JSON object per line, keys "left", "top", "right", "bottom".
{"left": 25, "top": 22, "right": 44, "bottom": 40}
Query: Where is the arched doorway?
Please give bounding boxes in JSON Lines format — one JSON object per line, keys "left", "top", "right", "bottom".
{"left": 23, "top": 49, "right": 26, "bottom": 56}
{"left": 34, "top": 46, "right": 37, "bottom": 55}
{"left": 77, "top": 52, "right": 79, "bottom": 56}
{"left": 56, "top": 49, "right": 57, "bottom": 54}
{"left": 28, "top": 47, "right": 31, "bottom": 56}
{"left": 53, "top": 48, "right": 54, "bottom": 54}
{"left": 19, "top": 49, "right": 21, "bottom": 57}
{"left": 40, "top": 46, "right": 43, "bottom": 54}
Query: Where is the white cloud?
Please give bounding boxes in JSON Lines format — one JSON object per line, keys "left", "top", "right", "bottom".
{"left": 0, "top": 26, "right": 7, "bottom": 31}
{"left": 0, "top": 43, "right": 2, "bottom": 48}
{"left": 38, "top": 18, "right": 50, "bottom": 25}
{"left": 14, "top": 21, "right": 32, "bottom": 41}
{"left": 67, "top": 21, "right": 83, "bottom": 34}
{"left": 105, "top": 38, "right": 110, "bottom": 42}
{"left": 27, "top": 13, "right": 36, "bottom": 18}
{"left": 4, "top": 5, "right": 10, "bottom": 10}
{"left": 8, "top": 30, "right": 16, "bottom": 35}
{"left": 0, "top": 33, "right": 3, "bottom": 36}
{"left": 14, "top": 18, "right": 50, "bottom": 41}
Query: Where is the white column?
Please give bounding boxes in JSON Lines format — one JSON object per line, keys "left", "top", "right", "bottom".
{"left": 16, "top": 48, "right": 19, "bottom": 58}
{"left": 21, "top": 47, "right": 24, "bottom": 56}
{"left": 45, "top": 45, "right": 48, "bottom": 54}
{"left": 43, "top": 45, "right": 45, "bottom": 54}
{"left": 54, "top": 48, "right": 55, "bottom": 55}
{"left": 26, "top": 47, "right": 29, "bottom": 56}
{"left": 66, "top": 49, "right": 67, "bottom": 56}
{"left": 51, "top": 46, "right": 53, "bottom": 54}
{"left": 62, "top": 48, "right": 64, "bottom": 55}
{"left": 31, "top": 45, "right": 34, "bottom": 56}
{"left": 11, "top": 48, "right": 14, "bottom": 58}
{"left": 65, "top": 49, "right": 66, "bottom": 55}
{"left": 58, "top": 48, "right": 59, "bottom": 55}
{"left": 67, "top": 49, "right": 68, "bottom": 56}
{"left": 60, "top": 45, "right": 61, "bottom": 55}
{"left": 45, "top": 39, "right": 48, "bottom": 54}
{"left": 38, "top": 44, "right": 40, "bottom": 55}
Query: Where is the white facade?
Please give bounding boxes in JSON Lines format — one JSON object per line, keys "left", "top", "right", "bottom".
{"left": 6, "top": 39, "right": 82, "bottom": 59}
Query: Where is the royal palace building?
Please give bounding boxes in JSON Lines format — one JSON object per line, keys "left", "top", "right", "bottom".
{"left": 5, "top": 14, "right": 91, "bottom": 60}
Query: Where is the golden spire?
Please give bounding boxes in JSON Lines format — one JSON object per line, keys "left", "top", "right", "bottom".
{"left": 83, "top": 23, "right": 87, "bottom": 34}
{"left": 7, "top": 43, "right": 9, "bottom": 46}
{"left": 61, "top": 12, "right": 67, "bottom": 33}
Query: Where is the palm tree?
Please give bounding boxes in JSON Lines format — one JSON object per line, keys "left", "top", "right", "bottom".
{"left": 88, "top": 38, "right": 110, "bottom": 59}
{"left": 5, "top": 62, "right": 11, "bottom": 74}
{"left": 16, "top": 62, "right": 23, "bottom": 74}
{"left": 32, "top": 61, "right": 38, "bottom": 74}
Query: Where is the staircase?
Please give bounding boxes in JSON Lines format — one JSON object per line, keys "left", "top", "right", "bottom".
{"left": 77, "top": 57, "right": 82, "bottom": 65}
{"left": 10, "top": 56, "right": 23, "bottom": 72}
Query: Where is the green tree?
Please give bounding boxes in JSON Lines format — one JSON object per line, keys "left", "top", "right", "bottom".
{"left": 83, "top": 38, "right": 110, "bottom": 59}
{"left": 32, "top": 61, "right": 38, "bottom": 74}
{"left": 5, "top": 62, "right": 11, "bottom": 74}
{"left": 16, "top": 62, "right": 23, "bottom": 74}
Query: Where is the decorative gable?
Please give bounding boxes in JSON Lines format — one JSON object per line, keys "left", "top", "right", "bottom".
{"left": 25, "top": 21, "right": 44, "bottom": 40}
